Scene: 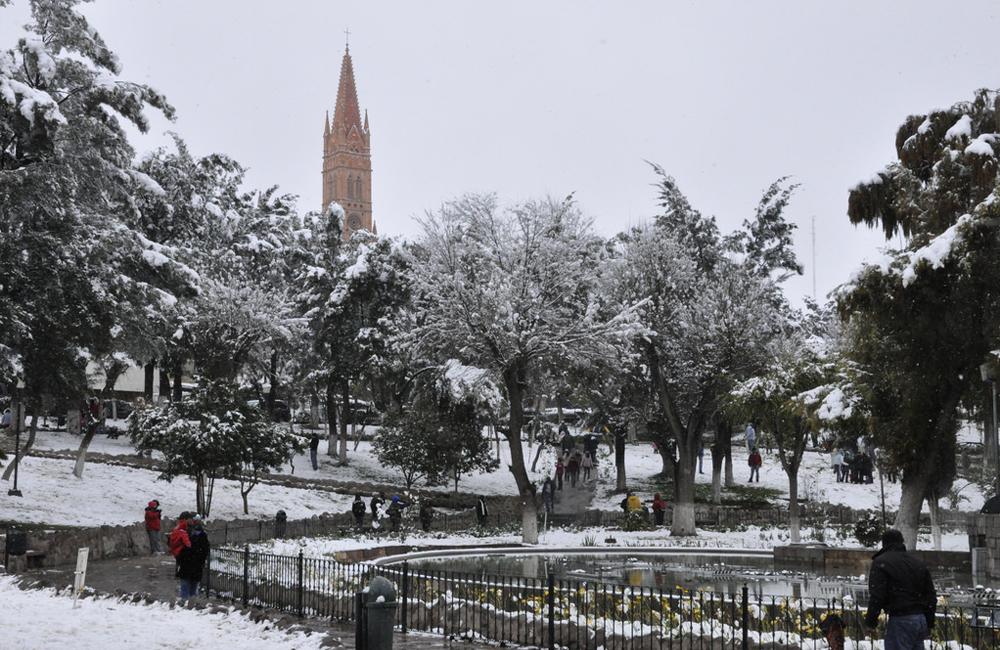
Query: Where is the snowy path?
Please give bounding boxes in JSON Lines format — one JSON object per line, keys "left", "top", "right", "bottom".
{"left": 0, "top": 576, "right": 328, "bottom": 650}
{"left": 0, "top": 456, "right": 356, "bottom": 526}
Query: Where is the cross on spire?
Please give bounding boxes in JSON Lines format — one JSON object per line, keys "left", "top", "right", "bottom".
{"left": 344, "top": 28, "right": 351, "bottom": 50}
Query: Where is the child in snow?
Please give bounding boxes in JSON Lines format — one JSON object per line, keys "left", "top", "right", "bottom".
{"left": 144, "top": 500, "right": 162, "bottom": 554}
{"left": 748, "top": 448, "right": 762, "bottom": 483}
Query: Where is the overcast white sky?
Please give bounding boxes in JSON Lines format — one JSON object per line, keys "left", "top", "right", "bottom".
{"left": 4, "top": 1, "right": 1000, "bottom": 302}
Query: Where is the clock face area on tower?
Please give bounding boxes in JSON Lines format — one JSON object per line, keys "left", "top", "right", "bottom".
{"left": 348, "top": 213, "right": 362, "bottom": 230}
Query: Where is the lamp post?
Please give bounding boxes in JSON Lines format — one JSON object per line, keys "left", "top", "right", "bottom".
{"left": 981, "top": 361, "right": 999, "bottom": 475}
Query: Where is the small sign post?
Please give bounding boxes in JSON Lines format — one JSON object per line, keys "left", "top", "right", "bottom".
{"left": 72, "top": 547, "right": 89, "bottom": 608}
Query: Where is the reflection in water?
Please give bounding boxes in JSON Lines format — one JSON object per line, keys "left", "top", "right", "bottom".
{"left": 406, "top": 553, "right": 979, "bottom": 600}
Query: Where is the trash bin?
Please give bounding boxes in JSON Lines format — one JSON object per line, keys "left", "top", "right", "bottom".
{"left": 5, "top": 529, "right": 27, "bottom": 556}
{"left": 360, "top": 576, "right": 397, "bottom": 650}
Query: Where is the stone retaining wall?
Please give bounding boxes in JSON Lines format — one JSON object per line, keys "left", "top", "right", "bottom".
{"left": 774, "top": 544, "right": 970, "bottom": 575}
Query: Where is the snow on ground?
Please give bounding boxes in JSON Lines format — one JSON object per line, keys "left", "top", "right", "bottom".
{"left": 0, "top": 456, "right": 355, "bottom": 526}
{"left": 21, "top": 423, "right": 988, "bottom": 517}
{"left": 254, "top": 525, "right": 970, "bottom": 556}
{"left": 0, "top": 577, "right": 325, "bottom": 650}
{"left": 592, "top": 441, "right": 986, "bottom": 514}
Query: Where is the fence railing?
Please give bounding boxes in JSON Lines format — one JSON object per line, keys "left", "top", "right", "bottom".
{"left": 205, "top": 546, "right": 1000, "bottom": 650}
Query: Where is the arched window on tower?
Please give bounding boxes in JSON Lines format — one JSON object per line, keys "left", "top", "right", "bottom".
{"left": 355, "top": 178, "right": 363, "bottom": 200}
{"left": 346, "top": 175, "right": 354, "bottom": 199}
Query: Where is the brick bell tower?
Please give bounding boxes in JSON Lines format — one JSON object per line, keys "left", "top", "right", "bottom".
{"left": 322, "top": 43, "right": 375, "bottom": 240}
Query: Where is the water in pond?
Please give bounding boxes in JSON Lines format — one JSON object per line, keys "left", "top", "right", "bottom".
{"left": 405, "top": 552, "right": 977, "bottom": 601}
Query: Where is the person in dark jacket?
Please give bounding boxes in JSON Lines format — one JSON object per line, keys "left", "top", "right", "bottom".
{"left": 419, "top": 501, "right": 434, "bottom": 532}
{"left": 863, "top": 529, "right": 936, "bottom": 648}
{"left": 309, "top": 432, "right": 320, "bottom": 470}
{"left": 184, "top": 515, "right": 210, "bottom": 597}
{"left": 651, "top": 493, "right": 667, "bottom": 526}
{"left": 387, "top": 495, "right": 406, "bottom": 532}
{"left": 351, "top": 494, "right": 366, "bottom": 528}
{"left": 748, "top": 448, "right": 762, "bottom": 482}
{"left": 144, "top": 500, "right": 162, "bottom": 554}
{"left": 476, "top": 496, "right": 489, "bottom": 527}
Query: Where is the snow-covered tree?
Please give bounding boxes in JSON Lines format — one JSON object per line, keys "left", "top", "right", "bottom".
{"left": 0, "top": 0, "right": 185, "bottom": 480}
{"left": 411, "top": 194, "right": 642, "bottom": 543}
{"left": 297, "top": 205, "right": 411, "bottom": 462}
{"left": 616, "top": 166, "right": 799, "bottom": 535}
{"left": 839, "top": 89, "right": 1000, "bottom": 549}
{"left": 129, "top": 381, "right": 302, "bottom": 515}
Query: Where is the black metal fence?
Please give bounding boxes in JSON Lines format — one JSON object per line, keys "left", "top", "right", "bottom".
{"left": 205, "top": 546, "right": 1000, "bottom": 649}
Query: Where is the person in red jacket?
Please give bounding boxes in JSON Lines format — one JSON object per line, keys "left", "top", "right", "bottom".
{"left": 144, "top": 500, "right": 162, "bottom": 554}
{"left": 651, "top": 493, "right": 668, "bottom": 526}
{"left": 169, "top": 512, "right": 196, "bottom": 598}
{"left": 748, "top": 448, "right": 762, "bottom": 483}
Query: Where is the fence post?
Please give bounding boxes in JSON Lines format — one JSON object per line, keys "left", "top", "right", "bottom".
{"left": 401, "top": 561, "right": 409, "bottom": 634}
{"left": 741, "top": 584, "right": 748, "bottom": 650}
{"left": 297, "top": 550, "right": 304, "bottom": 618}
{"left": 547, "top": 572, "right": 555, "bottom": 650}
{"left": 242, "top": 545, "right": 250, "bottom": 606}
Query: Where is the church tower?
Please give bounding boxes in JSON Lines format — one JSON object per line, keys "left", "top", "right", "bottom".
{"left": 322, "top": 44, "right": 374, "bottom": 240}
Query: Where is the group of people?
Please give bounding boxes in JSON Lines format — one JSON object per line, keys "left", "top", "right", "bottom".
{"left": 618, "top": 491, "right": 669, "bottom": 525}
{"left": 162, "top": 510, "right": 211, "bottom": 598}
{"left": 831, "top": 448, "right": 876, "bottom": 484}
{"left": 351, "top": 493, "right": 441, "bottom": 532}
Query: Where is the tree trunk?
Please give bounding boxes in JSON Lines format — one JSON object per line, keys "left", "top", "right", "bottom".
{"left": 3, "top": 406, "right": 37, "bottom": 481}
{"left": 171, "top": 361, "right": 183, "bottom": 402}
{"left": 241, "top": 486, "right": 251, "bottom": 515}
{"left": 928, "top": 493, "right": 942, "bottom": 551}
{"left": 326, "top": 381, "right": 338, "bottom": 457}
{"left": 339, "top": 379, "right": 349, "bottom": 463}
{"left": 504, "top": 364, "right": 538, "bottom": 544}
{"left": 530, "top": 443, "right": 545, "bottom": 473}
{"left": 788, "top": 470, "right": 800, "bottom": 543}
{"left": 72, "top": 425, "right": 97, "bottom": 479}
{"left": 615, "top": 432, "right": 627, "bottom": 491}
{"left": 895, "top": 470, "right": 931, "bottom": 551}
{"left": 722, "top": 427, "right": 735, "bottom": 487}
{"left": 266, "top": 350, "right": 278, "bottom": 417}
{"left": 158, "top": 368, "right": 170, "bottom": 403}
{"left": 143, "top": 361, "right": 155, "bottom": 401}
{"left": 310, "top": 392, "right": 320, "bottom": 429}
{"left": 711, "top": 444, "right": 723, "bottom": 505}
{"left": 196, "top": 472, "right": 206, "bottom": 516}
{"left": 671, "top": 440, "right": 697, "bottom": 536}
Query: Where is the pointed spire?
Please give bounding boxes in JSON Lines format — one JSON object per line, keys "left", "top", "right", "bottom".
{"left": 324, "top": 111, "right": 330, "bottom": 136}
{"left": 332, "top": 46, "right": 363, "bottom": 136}
{"left": 364, "top": 109, "right": 369, "bottom": 132}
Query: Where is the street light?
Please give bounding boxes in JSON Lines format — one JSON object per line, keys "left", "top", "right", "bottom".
{"left": 981, "top": 361, "right": 999, "bottom": 475}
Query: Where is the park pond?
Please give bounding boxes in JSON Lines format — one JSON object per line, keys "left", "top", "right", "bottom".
{"left": 401, "top": 550, "right": 985, "bottom": 601}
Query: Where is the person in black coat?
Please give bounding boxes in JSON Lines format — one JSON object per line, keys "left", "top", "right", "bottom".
{"left": 179, "top": 515, "right": 210, "bottom": 598}
{"left": 309, "top": 432, "right": 320, "bottom": 470}
{"left": 864, "top": 529, "right": 936, "bottom": 647}
{"left": 475, "top": 496, "right": 489, "bottom": 527}
{"left": 351, "top": 494, "right": 367, "bottom": 528}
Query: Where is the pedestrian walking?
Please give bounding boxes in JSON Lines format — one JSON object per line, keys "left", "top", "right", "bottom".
{"left": 831, "top": 449, "right": 844, "bottom": 482}
{"left": 748, "top": 447, "right": 762, "bottom": 483}
{"left": 745, "top": 423, "right": 756, "bottom": 451}
{"left": 351, "top": 494, "right": 366, "bottom": 528}
{"left": 697, "top": 442, "right": 705, "bottom": 474}
{"left": 144, "top": 500, "right": 162, "bottom": 554}
{"left": 567, "top": 452, "right": 580, "bottom": 487}
{"left": 186, "top": 515, "right": 210, "bottom": 597}
{"left": 370, "top": 492, "right": 385, "bottom": 530}
{"left": 419, "top": 501, "right": 434, "bottom": 532}
{"left": 542, "top": 477, "right": 555, "bottom": 515}
{"left": 387, "top": 495, "right": 406, "bottom": 532}
{"left": 168, "top": 512, "right": 194, "bottom": 598}
{"left": 581, "top": 452, "right": 593, "bottom": 482}
{"left": 555, "top": 459, "right": 565, "bottom": 490}
{"left": 864, "top": 529, "right": 936, "bottom": 649}
{"left": 652, "top": 493, "right": 667, "bottom": 526}
{"left": 476, "top": 495, "right": 489, "bottom": 527}
{"left": 309, "top": 431, "right": 320, "bottom": 470}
